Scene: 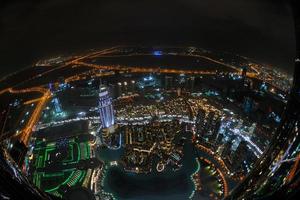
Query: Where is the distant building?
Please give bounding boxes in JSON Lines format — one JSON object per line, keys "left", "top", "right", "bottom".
{"left": 186, "top": 76, "right": 195, "bottom": 92}
{"left": 248, "top": 123, "right": 257, "bottom": 135}
{"left": 176, "top": 87, "right": 181, "bottom": 96}
{"left": 216, "top": 133, "right": 224, "bottom": 145}
{"left": 48, "top": 83, "right": 54, "bottom": 93}
{"left": 138, "top": 75, "right": 157, "bottom": 89}
{"left": 117, "top": 82, "right": 122, "bottom": 97}
{"left": 108, "top": 83, "right": 118, "bottom": 99}
{"left": 164, "top": 76, "right": 173, "bottom": 90}
{"left": 241, "top": 66, "right": 247, "bottom": 88}
{"left": 53, "top": 97, "right": 62, "bottom": 113}
{"left": 204, "top": 111, "right": 215, "bottom": 134}
{"left": 153, "top": 50, "right": 163, "bottom": 56}
{"left": 0, "top": 106, "right": 9, "bottom": 136}
{"left": 222, "top": 139, "right": 233, "bottom": 158}
{"left": 260, "top": 82, "right": 268, "bottom": 92}
{"left": 129, "top": 80, "right": 136, "bottom": 94}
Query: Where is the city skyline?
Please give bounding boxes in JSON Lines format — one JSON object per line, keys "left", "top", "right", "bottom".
{"left": 1, "top": 45, "right": 298, "bottom": 199}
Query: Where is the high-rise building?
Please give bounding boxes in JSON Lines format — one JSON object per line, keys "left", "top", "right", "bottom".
{"left": 123, "top": 81, "right": 128, "bottom": 94}
{"left": 165, "top": 76, "right": 173, "bottom": 90}
{"left": 216, "top": 133, "right": 224, "bottom": 145}
{"left": 98, "top": 85, "right": 115, "bottom": 128}
{"left": 231, "top": 140, "right": 248, "bottom": 170}
{"left": 205, "top": 111, "right": 215, "bottom": 134}
{"left": 222, "top": 139, "right": 233, "bottom": 158}
{"left": 129, "top": 80, "right": 136, "bottom": 94}
{"left": 186, "top": 76, "right": 195, "bottom": 92}
{"left": 117, "top": 82, "right": 122, "bottom": 97}
{"left": 196, "top": 109, "right": 206, "bottom": 134}
{"left": 243, "top": 97, "right": 253, "bottom": 113}
{"left": 176, "top": 87, "right": 181, "bottom": 96}
{"left": 211, "top": 118, "right": 221, "bottom": 143}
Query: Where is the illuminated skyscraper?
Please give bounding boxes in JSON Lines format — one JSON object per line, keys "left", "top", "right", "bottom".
{"left": 53, "top": 97, "right": 62, "bottom": 113}
{"left": 196, "top": 109, "right": 206, "bottom": 134}
{"left": 99, "top": 85, "right": 115, "bottom": 128}
{"left": 243, "top": 97, "right": 253, "bottom": 113}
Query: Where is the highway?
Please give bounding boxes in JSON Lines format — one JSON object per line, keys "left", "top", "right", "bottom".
{"left": 7, "top": 87, "right": 51, "bottom": 145}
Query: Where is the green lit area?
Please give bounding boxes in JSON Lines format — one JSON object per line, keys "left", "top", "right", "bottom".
{"left": 30, "top": 137, "right": 91, "bottom": 197}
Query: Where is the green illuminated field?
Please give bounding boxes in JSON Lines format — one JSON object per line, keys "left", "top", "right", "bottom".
{"left": 31, "top": 138, "right": 91, "bottom": 197}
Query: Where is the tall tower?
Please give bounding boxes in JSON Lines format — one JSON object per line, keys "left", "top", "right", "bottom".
{"left": 53, "top": 97, "right": 62, "bottom": 113}
{"left": 98, "top": 85, "right": 115, "bottom": 128}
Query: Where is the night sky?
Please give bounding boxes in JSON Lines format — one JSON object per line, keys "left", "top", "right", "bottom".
{"left": 0, "top": 0, "right": 296, "bottom": 77}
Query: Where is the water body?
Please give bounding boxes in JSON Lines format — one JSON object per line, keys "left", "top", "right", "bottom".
{"left": 99, "top": 132, "right": 199, "bottom": 200}
{"left": 104, "top": 167, "right": 191, "bottom": 200}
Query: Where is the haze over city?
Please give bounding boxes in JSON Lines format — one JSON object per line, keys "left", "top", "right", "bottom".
{"left": 0, "top": 0, "right": 296, "bottom": 77}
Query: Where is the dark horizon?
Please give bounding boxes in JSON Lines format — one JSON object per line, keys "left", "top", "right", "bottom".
{"left": 0, "top": 0, "right": 296, "bottom": 77}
